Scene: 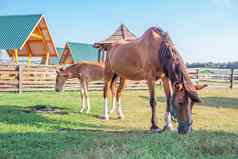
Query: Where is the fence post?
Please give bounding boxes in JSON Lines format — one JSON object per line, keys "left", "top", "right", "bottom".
{"left": 18, "top": 65, "right": 23, "bottom": 94}
{"left": 230, "top": 68, "right": 234, "bottom": 89}
{"left": 196, "top": 69, "right": 199, "bottom": 81}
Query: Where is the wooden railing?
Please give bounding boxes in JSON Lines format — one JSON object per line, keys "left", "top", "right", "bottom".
{"left": 0, "top": 64, "right": 236, "bottom": 93}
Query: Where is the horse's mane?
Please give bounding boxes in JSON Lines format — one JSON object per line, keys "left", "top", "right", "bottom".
{"left": 156, "top": 27, "right": 189, "bottom": 84}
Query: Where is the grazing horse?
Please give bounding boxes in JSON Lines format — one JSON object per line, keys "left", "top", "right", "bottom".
{"left": 55, "top": 62, "right": 116, "bottom": 113}
{"left": 103, "top": 27, "right": 207, "bottom": 134}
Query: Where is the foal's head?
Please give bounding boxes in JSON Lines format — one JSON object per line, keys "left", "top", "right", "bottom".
{"left": 158, "top": 29, "right": 205, "bottom": 134}
{"left": 55, "top": 67, "right": 71, "bottom": 92}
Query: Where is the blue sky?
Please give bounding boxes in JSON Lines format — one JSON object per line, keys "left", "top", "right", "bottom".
{"left": 1, "top": 0, "right": 238, "bottom": 62}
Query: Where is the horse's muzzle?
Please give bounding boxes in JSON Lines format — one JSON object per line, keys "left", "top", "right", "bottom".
{"left": 177, "top": 121, "right": 192, "bottom": 134}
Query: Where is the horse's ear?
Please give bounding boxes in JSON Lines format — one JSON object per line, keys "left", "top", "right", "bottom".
{"left": 183, "top": 78, "right": 201, "bottom": 103}
{"left": 187, "top": 91, "right": 201, "bottom": 103}
{"left": 195, "top": 84, "right": 208, "bottom": 90}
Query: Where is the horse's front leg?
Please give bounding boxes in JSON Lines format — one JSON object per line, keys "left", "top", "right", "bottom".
{"left": 84, "top": 80, "right": 91, "bottom": 113}
{"left": 148, "top": 80, "right": 161, "bottom": 132}
{"left": 80, "top": 84, "right": 85, "bottom": 113}
{"left": 110, "top": 80, "right": 117, "bottom": 114}
{"left": 162, "top": 78, "right": 173, "bottom": 131}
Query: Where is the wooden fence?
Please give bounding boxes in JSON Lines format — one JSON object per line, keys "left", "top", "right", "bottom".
{"left": 0, "top": 64, "right": 161, "bottom": 93}
{"left": 0, "top": 64, "right": 236, "bottom": 93}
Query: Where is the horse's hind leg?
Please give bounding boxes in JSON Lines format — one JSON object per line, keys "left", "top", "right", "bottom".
{"left": 148, "top": 80, "right": 161, "bottom": 132}
{"left": 101, "top": 79, "right": 110, "bottom": 120}
{"left": 116, "top": 78, "right": 126, "bottom": 119}
{"left": 110, "top": 80, "right": 117, "bottom": 114}
{"left": 162, "top": 78, "right": 173, "bottom": 130}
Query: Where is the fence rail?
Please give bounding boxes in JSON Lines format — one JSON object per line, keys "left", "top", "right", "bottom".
{"left": 0, "top": 64, "right": 236, "bottom": 93}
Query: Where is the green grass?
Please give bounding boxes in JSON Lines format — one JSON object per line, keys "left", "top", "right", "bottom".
{"left": 0, "top": 88, "right": 238, "bottom": 159}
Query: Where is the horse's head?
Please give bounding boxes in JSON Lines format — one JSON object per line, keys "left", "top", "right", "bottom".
{"left": 55, "top": 67, "right": 70, "bottom": 92}
{"left": 158, "top": 30, "right": 207, "bottom": 134}
{"left": 172, "top": 82, "right": 207, "bottom": 134}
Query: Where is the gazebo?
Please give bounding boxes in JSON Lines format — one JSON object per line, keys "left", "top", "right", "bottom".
{"left": 0, "top": 14, "right": 57, "bottom": 65}
{"left": 94, "top": 24, "right": 136, "bottom": 63}
{"left": 59, "top": 42, "right": 98, "bottom": 64}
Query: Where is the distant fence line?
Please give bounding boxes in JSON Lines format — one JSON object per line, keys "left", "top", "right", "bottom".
{"left": 0, "top": 64, "right": 236, "bottom": 93}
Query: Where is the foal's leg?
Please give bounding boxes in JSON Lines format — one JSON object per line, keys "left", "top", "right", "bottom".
{"left": 116, "top": 78, "right": 126, "bottom": 119}
{"left": 80, "top": 79, "right": 86, "bottom": 113}
{"left": 84, "top": 80, "right": 91, "bottom": 113}
{"left": 148, "top": 80, "right": 161, "bottom": 132}
{"left": 110, "top": 80, "right": 117, "bottom": 114}
{"left": 162, "top": 78, "right": 173, "bottom": 130}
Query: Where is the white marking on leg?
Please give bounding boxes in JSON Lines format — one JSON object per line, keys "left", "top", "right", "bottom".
{"left": 164, "top": 112, "right": 173, "bottom": 129}
{"left": 86, "top": 96, "right": 90, "bottom": 113}
{"left": 110, "top": 96, "right": 116, "bottom": 113}
{"left": 116, "top": 98, "right": 124, "bottom": 119}
{"left": 102, "top": 97, "right": 109, "bottom": 120}
{"left": 80, "top": 88, "right": 85, "bottom": 112}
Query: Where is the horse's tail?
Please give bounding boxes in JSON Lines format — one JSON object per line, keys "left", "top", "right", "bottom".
{"left": 110, "top": 73, "right": 118, "bottom": 89}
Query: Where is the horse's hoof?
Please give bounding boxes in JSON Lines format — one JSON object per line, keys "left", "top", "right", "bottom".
{"left": 99, "top": 115, "right": 109, "bottom": 120}
{"left": 163, "top": 125, "right": 174, "bottom": 131}
{"left": 80, "top": 109, "right": 84, "bottom": 113}
{"left": 150, "top": 127, "right": 162, "bottom": 133}
{"left": 117, "top": 116, "right": 124, "bottom": 120}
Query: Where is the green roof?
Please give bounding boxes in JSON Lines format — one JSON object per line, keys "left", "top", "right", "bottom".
{"left": 0, "top": 14, "right": 42, "bottom": 50}
{"left": 67, "top": 42, "right": 98, "bottom": 62}
{"left": 51, "top": 47, "right": 64, "bottom": 64}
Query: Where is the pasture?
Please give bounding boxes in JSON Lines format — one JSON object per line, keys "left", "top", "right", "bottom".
{"left": 0, "top": 87, "right": 238, "bottom": 159}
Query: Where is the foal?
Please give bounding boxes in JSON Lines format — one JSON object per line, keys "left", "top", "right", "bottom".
{"left": 55, "top": 62, "right": 116, "bottom": 113}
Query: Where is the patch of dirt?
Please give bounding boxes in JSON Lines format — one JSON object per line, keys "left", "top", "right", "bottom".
{"left": 23, "top": 105, "right": 69, "bottom": 115}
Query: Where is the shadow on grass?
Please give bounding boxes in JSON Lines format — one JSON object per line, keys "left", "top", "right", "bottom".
{"left": 0, "top": 105, "right": 110, "bottom": 130}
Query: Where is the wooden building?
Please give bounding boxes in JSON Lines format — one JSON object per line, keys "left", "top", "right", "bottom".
{"left": 59, "top": 42, "right": 98, "bottom": 64}
{"left": 94, "top": 24, "right": 136, "bottom": 63}
{"left": 0, "top": 14, "right": 57, "bottom": 65}
{"left": 50, "top": 47, "right": 64, "bottom": 65}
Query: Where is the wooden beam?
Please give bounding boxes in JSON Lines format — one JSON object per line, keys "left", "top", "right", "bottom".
{"left": 26, "top": 43, "right": 32, "bottom": 65}
{"left": 28, "top": 39, "right": 51, "bottom": 43}
{"left": 14, "top": 49, "right": 19, "bottom": 64}
{"left": 36, "top": 26, "right": 50, "bottom": 65}
{"left": 31, "top": 33, "right": 43, "bottom": 40}
{"left": 45, "top": 52, "right": 50, "bottom": 65}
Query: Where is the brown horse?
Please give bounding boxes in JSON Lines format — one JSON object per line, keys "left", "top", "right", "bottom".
{"left": 55, "top": 62, "right": 116, "bottom": 113}
{"left": 103, "top": 27, "right": 207, "bottom": 134}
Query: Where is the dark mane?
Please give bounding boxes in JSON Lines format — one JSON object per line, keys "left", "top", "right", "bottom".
{"left": 157, "top": 28, "right": 189, "bottom": 84}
